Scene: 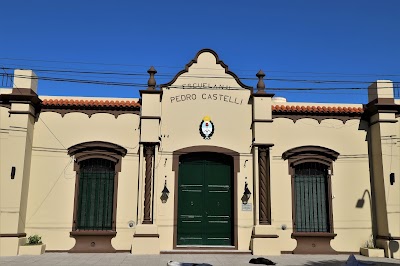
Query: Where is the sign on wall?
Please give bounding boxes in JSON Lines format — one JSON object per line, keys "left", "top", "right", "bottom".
{"left": 242, "top": 203, "right": 252, "bottom": 211}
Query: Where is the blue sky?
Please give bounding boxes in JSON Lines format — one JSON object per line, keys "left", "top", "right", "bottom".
{"left": 1, "top": 0, "right": 399, "bottom": 103}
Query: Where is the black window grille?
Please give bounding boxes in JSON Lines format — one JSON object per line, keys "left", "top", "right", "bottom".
{"left": 76, "top": 158, "right": 115, "bottom": 230}
{"left": 294, "top": 162, "right": 330, "bottom": 232}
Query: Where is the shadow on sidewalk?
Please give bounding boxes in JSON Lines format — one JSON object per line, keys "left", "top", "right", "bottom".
{"left": 304, "top": 260, "right": 399, "bottom": 266}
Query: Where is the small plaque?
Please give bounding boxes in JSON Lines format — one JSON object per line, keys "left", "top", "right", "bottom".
{"left": 242, "top": 203, "right": 252, "bottom": 211}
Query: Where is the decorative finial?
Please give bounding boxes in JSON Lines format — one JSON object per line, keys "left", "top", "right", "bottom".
{"left": 147, "top": 66, "right": 157, "bottom": 90}
{"left": 256, "top": 70, "right": 266, "bottom": 93}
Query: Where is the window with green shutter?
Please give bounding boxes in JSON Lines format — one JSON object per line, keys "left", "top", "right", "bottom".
{"left": 76, "top": 158, "right": 115, "bottom": 230}
{"left": 294, "top": 162, "right": 330, "bottom": 232}
{"left": 282, "top": 145, "right": 339, "bottom": 236}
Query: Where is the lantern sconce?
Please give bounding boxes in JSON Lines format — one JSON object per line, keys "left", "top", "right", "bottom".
{"left": 241, "top": 181, "right": 251, "bottom": 204}
{"left": 160, "top": 179, "right": 170, "bottom": 203}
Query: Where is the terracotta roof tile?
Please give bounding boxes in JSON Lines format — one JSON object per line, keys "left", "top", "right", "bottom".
{"left": 41, "top": 99, "right": 362, "bottom": 115}
{"left": 272, "top": 105, "right": 363, "bottom": 114}
{"left": 41, "top": 99, "right": 141, "bottom": 109}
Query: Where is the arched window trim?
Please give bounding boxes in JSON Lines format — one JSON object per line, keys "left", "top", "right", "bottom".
{"left": 282, "top": 145, "right": 339, "bottom": 175}
{"left": 67, "top": 141, "right": 127, "bottom": 253}
{"left": 75, "top": 153, "right": 119, "bottom": 165}
{"left": 68, "top": 141, "right": 127, "bottom": 173}
{"left": 68, "top": 141, "right": 127, "bottom": 157}
{"left": 290, "top": 157, "right": 332, "bottom": 169}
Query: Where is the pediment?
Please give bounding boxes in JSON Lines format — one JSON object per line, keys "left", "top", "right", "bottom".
{"left": 160, "top": 49, "right": 252, "bottom": 90}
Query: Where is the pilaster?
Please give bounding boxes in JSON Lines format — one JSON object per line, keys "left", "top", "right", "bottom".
{"left": 0, "top": 70, "right": 40, "bottom": 256}
{"left": 132, "top": 67, "right": 162, "bottom": 254}
{"left": 365, "top": 80, "right": 400, "bottom": 258}
{"left": 250, "top": 70, "right": 280, "bottom": 255}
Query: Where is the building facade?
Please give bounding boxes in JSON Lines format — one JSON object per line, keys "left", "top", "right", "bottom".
{"left": 1, "top": 49, "right": 399, "bottom": 257}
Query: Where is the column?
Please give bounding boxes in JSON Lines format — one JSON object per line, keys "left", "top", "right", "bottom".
{"left": 258, "top": 146, "right": 271, "bottom": 225}
{"left": 143, "top": 144, "right": 155, "bottom": 224}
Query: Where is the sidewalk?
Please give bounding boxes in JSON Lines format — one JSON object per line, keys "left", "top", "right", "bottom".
{"left": 0, "top": 253, "right": 398, "bottom": 266}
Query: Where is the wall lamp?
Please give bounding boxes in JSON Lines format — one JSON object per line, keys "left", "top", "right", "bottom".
{"left": 160, "top": 180, "right": 170, "bottom": 203}
{"left": 241, "top": 181, "right": 251, "bottom": 204}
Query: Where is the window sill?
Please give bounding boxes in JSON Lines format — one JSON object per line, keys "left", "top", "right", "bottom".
{"left": 69, "top": 230, "right": 117, "bottom": 253}
{"left": 292, "top": 232, "right": 336, "bottom": 238}
{"left": 291, "top": 232, "right": 337, "bottom": 254}
{"left": 70, "top": 230, "right": 116, "bottom": 237}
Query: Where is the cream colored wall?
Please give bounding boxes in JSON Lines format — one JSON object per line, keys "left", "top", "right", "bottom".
{"left": 1, "top": 88, "right": 36, "bottom": 255}
{"left": 269, "top": 115, "right": 372, "bottom": 252}
{"left": 0, "top": 91, "right": 13, "bottom": 218}
{"left": 150, "top": 50, "right": 376, "bottom": 252}
{"left": 153, "top": 92, "right": 373, "bottom": 252}
{"left": 24, "top": 103, "right": 140, "bottom": 251}
{"left": 0, "top": 105, "right": 13, "bottom": 233}
{"left": 382, "top": 114, "right": 400, "bottom": 241}
{"left": 160, "top": 88, "right": 252, "bottom": 152}
{"left": 155, "top": 87, "right": 254, "bottom": 250}
{"left": 3, "top": 63, "right": 395, "bottom": 255}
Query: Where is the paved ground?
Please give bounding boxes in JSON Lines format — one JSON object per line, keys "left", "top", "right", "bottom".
{"left": 0, "top": 253, "right": 399, "bottom": 266}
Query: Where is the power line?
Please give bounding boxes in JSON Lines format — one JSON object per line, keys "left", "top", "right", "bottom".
{"left": 2, "top": 66, "right": 400, "bottom": 85}
{"left": 1, "top": 67, "right": 67, "bottom": 150}
{"left": 7, "top": 73, "right": 399, "bottom": 89}
{"left": 4, "top": 62, "right": 400, "bottom": 82}
{"left": 1, "top": 57, "right": 400, "bottom": 77}
{"left": 2, "top": 73, "right": 397, "bottom": 97}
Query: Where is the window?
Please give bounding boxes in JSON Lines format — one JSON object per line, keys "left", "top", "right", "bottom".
{"left": 67, "top": 141, "right": 127, "bottom": 232}
{"left": 282, "top": 146, "right": 338, "bottom": 234}
{"left": 282, "top": 145, "right": 339, "bottom": 254}
{"left": 76, "top": 158, "right": 115, "bottom": 230}
{"left": 294, "top": 162, "right": 330, "bottom": 232}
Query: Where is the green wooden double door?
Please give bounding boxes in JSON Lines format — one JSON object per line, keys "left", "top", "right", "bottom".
{"left": 177, "top": 153, "right": 233, "bottom": 246}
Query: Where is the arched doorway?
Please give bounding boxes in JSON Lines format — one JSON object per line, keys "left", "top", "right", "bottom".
{"left": 176, "top": 152, "right": 234, "bottom": 246}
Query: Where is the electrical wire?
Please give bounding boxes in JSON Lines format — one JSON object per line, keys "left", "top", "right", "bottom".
{"left": 2, "top": 57, "right": 400, "bottom": 77}
{"left": 4, "top": 73, "right": 399, "bottom": 92}
{"left": 1, "top": 67, "right": 67, "bottom": 150}
{"left": 2, "top": 66, "right": 399, "bottom": 85}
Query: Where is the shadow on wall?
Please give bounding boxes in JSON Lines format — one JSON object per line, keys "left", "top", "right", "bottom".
{"left": 355, "top": 191, "right": 400, "bottom": 258}
{"left": 355, "top": 190, "right": 371, "bottom": 209}
{"left": 389, "top": 241, "right": 399, "bottom": 258}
